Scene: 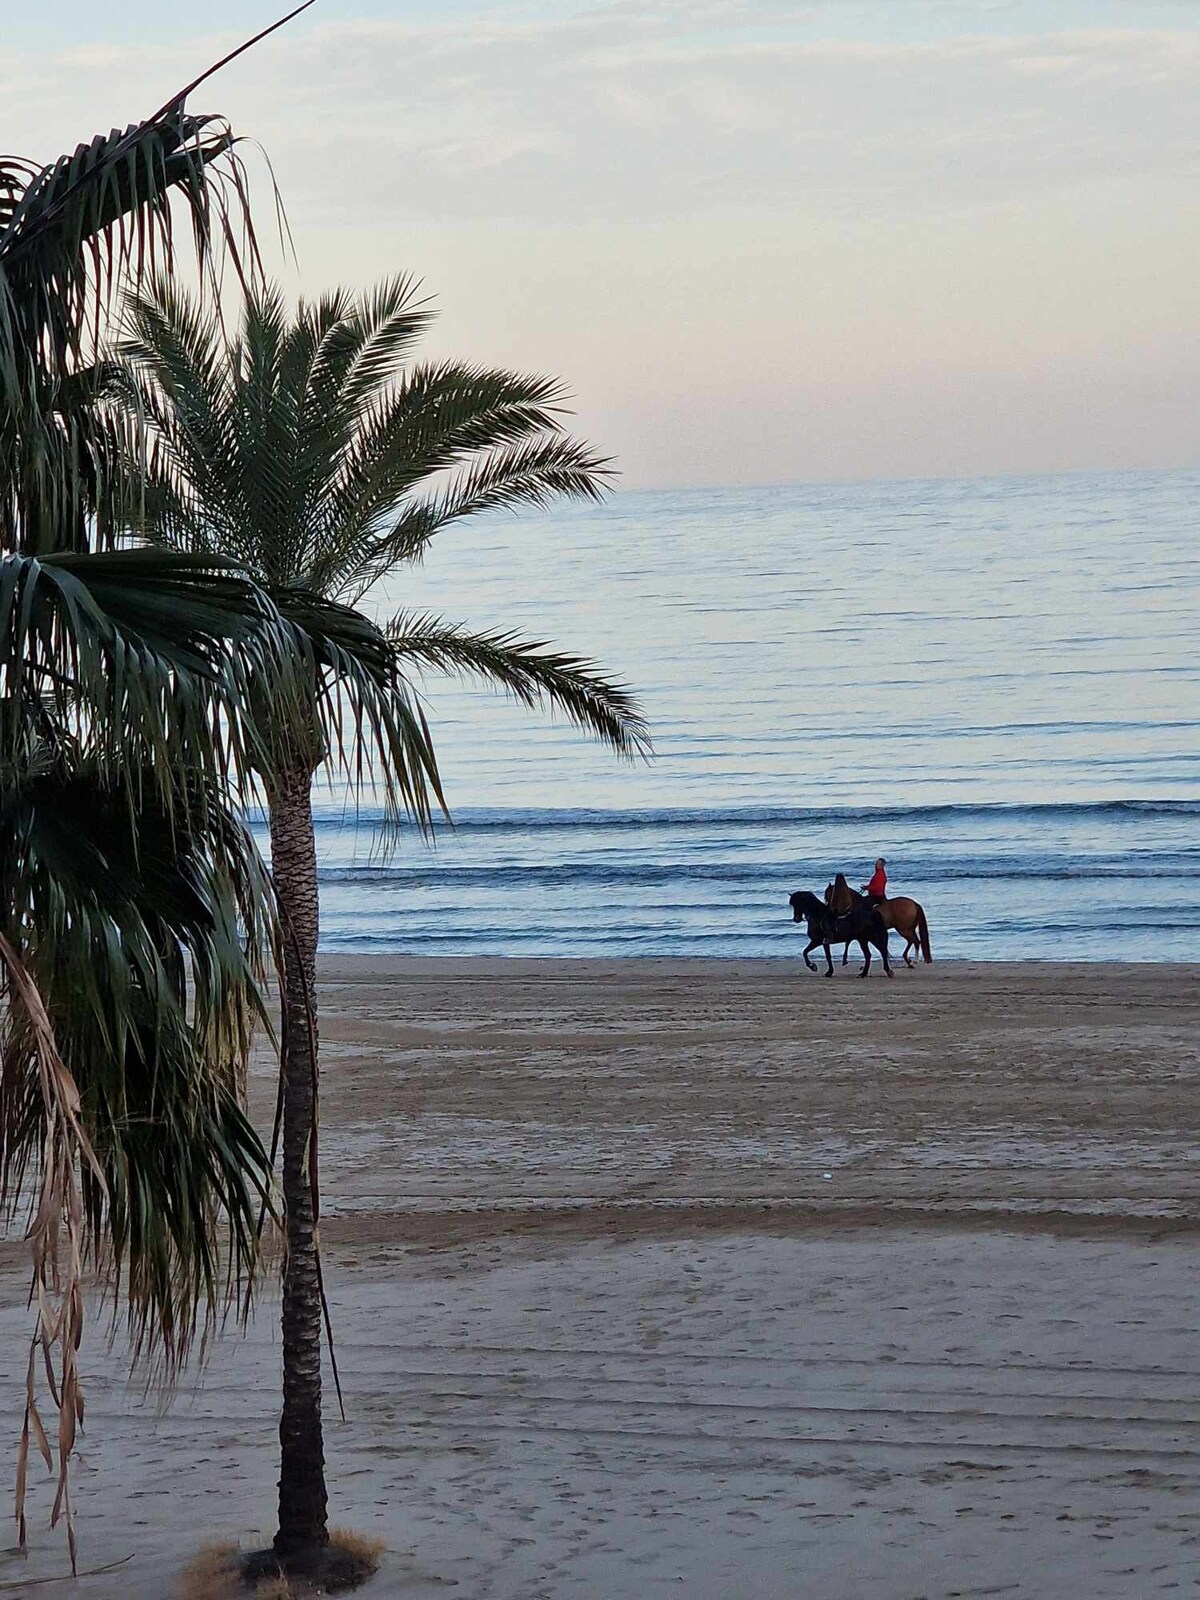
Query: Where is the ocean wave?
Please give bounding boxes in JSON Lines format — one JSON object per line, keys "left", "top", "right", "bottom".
{"left": 305, "top": 798, "right": 1200, "bottom": 834}
{"left": 319, "top": 861, "right": 1199, "bottom": 889}
{"left": 319, "top": 921, "right": 1196, "bottom": 955}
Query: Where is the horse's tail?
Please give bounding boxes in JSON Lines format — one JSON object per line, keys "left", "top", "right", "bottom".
{"left": 916, "top": 905, "right": 932, "bottom": 963}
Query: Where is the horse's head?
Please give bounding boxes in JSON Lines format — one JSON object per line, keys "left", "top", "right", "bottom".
{"left": 789, "top": 890, "right": 820, "bottom": 923}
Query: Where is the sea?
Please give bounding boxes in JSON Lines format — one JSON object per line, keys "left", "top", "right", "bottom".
{"left": 285, "top": 469, "right": 1199, "bottom": 962}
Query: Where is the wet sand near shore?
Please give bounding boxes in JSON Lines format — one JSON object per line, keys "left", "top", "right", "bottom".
{"left": 3, "top": 960, "right": 1198, "bottom": 1598}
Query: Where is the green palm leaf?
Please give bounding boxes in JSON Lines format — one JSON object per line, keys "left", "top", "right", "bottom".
{"left": 1, "top": 735, "right": 275, "bottom": 1354}
{"left": 387, "top": 612, "right": 651, "bottom": 758}
{"left": 0, "top": 546, "right": 308, "bottom": 799}
{"left": 0, "top": 4, "right": 311, "bottom": 555}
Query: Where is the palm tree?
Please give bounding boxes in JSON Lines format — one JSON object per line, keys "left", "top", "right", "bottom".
{"left": 0, "top": 12, "right": 315, "bottom": 1563}
{"left": 117, "top": 274, "right": 650, "bottom": 1579}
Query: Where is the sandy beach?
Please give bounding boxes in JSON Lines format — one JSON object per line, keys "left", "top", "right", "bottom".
{"left": 3, "top": 959, "right": 1198, "bottom": 1598}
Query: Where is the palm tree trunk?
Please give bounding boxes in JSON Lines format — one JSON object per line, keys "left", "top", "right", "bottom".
{"left": 267, "top": 756, "right": 328, "bottom": 1561}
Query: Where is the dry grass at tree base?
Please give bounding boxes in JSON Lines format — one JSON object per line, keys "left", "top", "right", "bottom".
{"left": 180, "top": 1533, "right": 384, "bottom": 1599}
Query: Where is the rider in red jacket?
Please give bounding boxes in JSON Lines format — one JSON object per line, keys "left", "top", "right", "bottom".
{"left": 862, "top": 858, "right": 887, "bottom": 904}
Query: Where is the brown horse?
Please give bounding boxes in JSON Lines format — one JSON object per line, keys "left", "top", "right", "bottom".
{"left": 826, "top": 874, "right": 932, "bottom": 968}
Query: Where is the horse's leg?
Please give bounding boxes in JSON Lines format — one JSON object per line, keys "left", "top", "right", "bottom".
{"left": 879, "top": 931, "right": 893, "bottom": 979}
{"left": 803, "top": 938, "right": 819, "bottom": 972}
{"left": 858, "top": 938, "right": 870, "bottom": 978}
{"left": 842, "top": 939, "right": 851, "bottom": 967}
{"left": 824, "top": 940, "right": 834, "bottom": 977}
{"left": 903, "top": 932, "right": 916, "bottom": 969}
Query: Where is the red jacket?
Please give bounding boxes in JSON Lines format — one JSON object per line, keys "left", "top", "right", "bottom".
{"left": 866, "top": 867, "right": 887, "bottom": 897}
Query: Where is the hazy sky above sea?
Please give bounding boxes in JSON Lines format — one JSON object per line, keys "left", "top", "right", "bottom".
{"left": 6, "top": 1, "right": 1200, "bottom": 488}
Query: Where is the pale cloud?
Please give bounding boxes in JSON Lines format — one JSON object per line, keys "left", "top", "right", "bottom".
{"left": 238, "top": 22, "right": 1200, "bottom": 223}
{"left": 3, "top": 4, "right": 1200, "bottom": 485}
{"left": 7, "top": 14, "right": 1200, "bottom": 220}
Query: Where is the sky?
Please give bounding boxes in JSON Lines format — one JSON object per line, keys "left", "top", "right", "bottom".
{"left": 5, "top": 1, "right": 1200, "bottom": 488}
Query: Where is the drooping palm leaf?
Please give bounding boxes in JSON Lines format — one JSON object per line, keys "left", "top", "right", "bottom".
{"left": 0, "top": 715, "right": 278, "bottom": 1560}
{"left": 0, "top": 928, "right": 97, "bottom": 1568}
{"left": 0, "top": 3, "right": 312, "bottom": 555}
{"left": 267, "top": 584, "right": 445, "bottom": 829}
{"left": 1, "top": 104, "right": 245, "bottom": 555}
{"left": 387, "top": 612, "right": 651, "bottom": 758}
{"left": 0, "top": 726, "right": 276, "bottom": 1364}
{"left": 0, "top": 546, "right": 309, "bottom": 802}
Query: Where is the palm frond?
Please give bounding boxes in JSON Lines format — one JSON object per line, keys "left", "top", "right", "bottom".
{"left": 332, "top": 435, "right": 614, "bottom": 605}
{"left": 118, "top": 282, "right": 614, "bottom": 596}
{"left": 386, "top": 613, "right": 651, "bottom": 758}
{"left": 306, "top": 274, "right": 434, "bottom": 417}
{"left": 317, "top": 361, "right": 589, "bottom": 574}
{"left": 0, "top": 8, "right": 308, "bottom": 555}
{"left": 0, "top": 743, "right": 276, "bottom": 1366}
{"left": 0, "top": 546, "right": 305, "bottom": 799}
{"left": 269, "top": 586, "right": 445, "bottom": 831}
{"left": 0, "top": 734, "right": 277, "bottom": 1562}
{"left": 0, "top": 930, "right": 99, "bottom": 1568}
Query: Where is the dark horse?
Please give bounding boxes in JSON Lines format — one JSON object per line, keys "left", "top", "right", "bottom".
{"left": 788, "top": 890, "right": 893, "bottom": 979}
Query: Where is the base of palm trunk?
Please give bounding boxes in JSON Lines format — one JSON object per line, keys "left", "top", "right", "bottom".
{"left": 180, "top": 1536, "right": 381, "bottom": 1598}
{"left": 237, "top": 1535, "right": 380, "bottom": 1592}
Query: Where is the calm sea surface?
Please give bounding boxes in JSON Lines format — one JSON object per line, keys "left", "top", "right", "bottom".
{"left": 287, "top": 470, "right": 1199, "bottom": 961}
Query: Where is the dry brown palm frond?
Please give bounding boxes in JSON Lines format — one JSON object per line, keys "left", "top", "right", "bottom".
{"left": 327, "top": 1528, "right": 385, "bottom": 1570}
{"left": 252, "top": 1580, "right": 292, "bottom": 1600}
{"left": 179, "top": 1543, "right": 239, "bottom": 1600}
{"left": 0, "top": 932, "right": 104, "bottom": 1576}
